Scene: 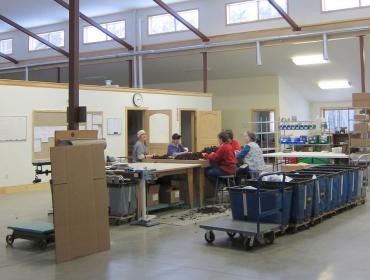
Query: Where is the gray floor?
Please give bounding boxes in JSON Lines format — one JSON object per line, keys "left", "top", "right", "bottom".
{"left": 1, "top": 190, "right": 370, "bottom": 280}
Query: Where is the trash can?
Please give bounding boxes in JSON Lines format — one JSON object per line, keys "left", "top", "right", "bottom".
{"left": 229, "top": 184, "right": 293, "bottom": 226}
{"left": 106, "top": 175, "right": 138, "bottom": 217}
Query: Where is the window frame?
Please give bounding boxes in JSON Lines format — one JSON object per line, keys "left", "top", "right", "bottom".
{"left": 225, "top": 0, "right": 289, "bottom": 26}
{"left": 147, "top": 8, "right": 200, "bottom": 36}
{"left": 0, "top": 38, "right": 13, "bottom": 55}
{"left": 82, "top": 20, "right": 126, "bottom": 45}
{"left": 321, "top": 0, "right": 370, "bottom": 13}
{"left": 322, "top": 107, "right": 356, "bottom": 133}
{"left": 28, "top": 30, "right": 65, "bottom": 52}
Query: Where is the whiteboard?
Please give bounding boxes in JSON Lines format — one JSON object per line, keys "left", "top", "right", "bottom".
{"left": 0, "top": 116, "right": 27, "bottom": 141}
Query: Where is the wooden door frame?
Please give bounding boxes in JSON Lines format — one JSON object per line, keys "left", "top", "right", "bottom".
{"left": 124, "top": 107, "right": 148, "bottom": 158}
{"left": 179, "top": 108, "right": 197, "bottom": 151}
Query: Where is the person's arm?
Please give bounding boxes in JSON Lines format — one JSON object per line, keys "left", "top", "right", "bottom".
{"left": 206, "top": 145, "right": 225, "bottom": 163}
{"left": 236, "top": 145, "right": 250, "bottom": 160}
{"left": 167, "top": 144, "right": 175, "bottom": 156}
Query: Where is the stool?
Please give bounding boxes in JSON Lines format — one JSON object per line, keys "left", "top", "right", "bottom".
{"left": 214, "top": 175, "right": 236, "bottom": 204}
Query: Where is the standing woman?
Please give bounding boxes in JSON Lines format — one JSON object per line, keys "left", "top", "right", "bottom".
{"left": 204, "top": 131, "right": 237, "bottom": 185}
{"left": 132, "top": 130, "right": 154, "bottom": 163}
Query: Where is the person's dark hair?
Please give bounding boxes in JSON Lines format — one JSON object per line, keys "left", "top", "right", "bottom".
{"left": 224, "top": 129, "right": 234, "bottom": 140}
{"left": 218, "top": 131, "right": 230, "bottom": 143}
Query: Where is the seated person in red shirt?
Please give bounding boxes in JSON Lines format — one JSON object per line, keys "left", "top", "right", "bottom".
{"left": 203, "top": 132, "right": 237, "bottom": 185}
{"left": 225, "top": 129, "right": 241, "bottom": 152}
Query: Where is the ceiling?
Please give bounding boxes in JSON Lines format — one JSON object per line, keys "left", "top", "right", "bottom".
{"left": 0, "top": 0, "right": 190, "bottom": 33}
{"left": 0, "top": 36, "right": 367, "bottom": 103}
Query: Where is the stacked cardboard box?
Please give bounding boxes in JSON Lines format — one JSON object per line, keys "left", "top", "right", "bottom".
{"left": 147, "top": 184, "right": 160, "bottom": 207}
{"left": 160, "top": 187, "right": 180, "bottom": 204}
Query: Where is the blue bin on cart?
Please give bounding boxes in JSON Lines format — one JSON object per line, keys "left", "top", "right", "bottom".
{"left": 308, "top": 168, "right": 342, "bottom": 210}
{"left": 289, "top": 178, "right": 314, "bottom": 224}
{"left": 287, "top": 173, "right": 328, "bottom": 217}
{"left": 319, "top": 165, "right": 361, "bottom": 202}
{"left": 229, "top": 184, "right": 293, "bottom": 226}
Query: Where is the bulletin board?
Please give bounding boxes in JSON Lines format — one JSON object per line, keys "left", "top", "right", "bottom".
{"left": 32, "top": 110, "right": 104, "bottom": 162}
{"left": 0, "top": 116, "right": 27, "bottom": 141}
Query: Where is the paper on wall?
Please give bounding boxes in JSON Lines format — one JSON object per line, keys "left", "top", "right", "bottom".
{"left": 92, "top": 114, "right": 103, "bottom": 125}
{"left": 107, "top": 118, "right": 122, "bottom": 135}
{"left": 98, "top": 127, "right": 103, "bottom": 139}
{"left": 86, "top": 113, "right": 93, "bottom": 130}
{"left": 34, "top": 126, "right": 67, "bottom": 143}
{"left": 34, "top": 138, "right": 42, "bottom": 153}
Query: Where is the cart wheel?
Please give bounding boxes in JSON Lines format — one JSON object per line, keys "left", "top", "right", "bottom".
{"left": 6, "top": 235, "right": 14, "bottom": 246}
{"left": 264, "top": 232, "right": 275, "bottom": 245}
{"left": 226, "top": 232, "right": 236, "bottom": 239}
{"left": 204, "top": 231, "right": 215, "bottom": 244}
{"left": 243, "top": 237, "right": 255, "bottom": 250}
{"left": 38, "top": 239, "right": 48, "bottom": 250}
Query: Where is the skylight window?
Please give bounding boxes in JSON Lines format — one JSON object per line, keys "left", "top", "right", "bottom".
{"left": 0, "top": 39, "right": 12, "bottom": 54}
{"left": 148, "top": 9, "right": 199, "bottom": 35}
{"left": 29, "top": 30, "right": 64, "bottom": 51}
{"left": 322, "top": 0, "right": 370, "bottom": 12}
{"left": 83, "top": 21, "right": 126, "bottom": 44}
{"left": 226, "top": 0, "right": 288, "bottom": 25}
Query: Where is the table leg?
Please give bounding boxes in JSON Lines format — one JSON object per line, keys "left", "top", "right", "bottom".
{"left": 139, "top": 177, "right": 146, "bottom": 220}
{"left": 199, "top": 168, "right": 205, "bottom": 207}
{"left": 187, "top": 168, "right": 194, "bottom": 208}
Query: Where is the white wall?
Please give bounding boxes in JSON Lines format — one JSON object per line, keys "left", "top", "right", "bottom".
{"left": 0, "top": 81, "right": 212, "bottom": 188}
{"left": 1, "top": 0, "right": 370, "bottom": 63}
{"left": 279, "top": 77, "right": 310, "bottom": 121}
{"left": 147, "top": 76, "right": 281, "bottom": 142}
{"left": 310, "top": 101, "right": 353, "bottom": 120}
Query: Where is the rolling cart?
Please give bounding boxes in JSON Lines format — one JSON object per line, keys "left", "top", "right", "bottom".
{"left": 6, "top": 222, "right": 54, "bottom": 249}
{"left": 200, "top": 172, "right": 286, "bottom": 250}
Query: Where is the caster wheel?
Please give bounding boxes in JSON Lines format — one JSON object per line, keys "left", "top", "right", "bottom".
{"left": 264, "top": 232, "right": 275, "bottom": 245}
{"left": 38, "top": 239, "right": 48, "bottom": 250}
{"left": 243, "top": 237, "right": 255, "bottom": 250}
{"left": 226, "top": 232, "right": 236, "bottom": 239}
{"left": 204, "top": 231, "right": 215, "bottom": 244}
{"left": 6, "top": 235, "right": 14, "bottom": 246}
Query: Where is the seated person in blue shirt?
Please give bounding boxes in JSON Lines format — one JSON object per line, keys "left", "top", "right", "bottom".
{"left": 167, "top": 133, "right": 189, "bottom": 156}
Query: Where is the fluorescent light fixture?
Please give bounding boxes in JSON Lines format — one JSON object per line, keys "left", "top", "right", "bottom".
{"left": 292, "top": 54, "right": 329, "bottom": 65}
{"left": 318, "top": 80, "right": 351, "bottom": 90}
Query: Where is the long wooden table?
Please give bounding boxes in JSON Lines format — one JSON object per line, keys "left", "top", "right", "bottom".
{"left": 107, "top": 162, "right": 203, "bottom": 221}
{"left": 144, "top": 159, "right": 210, "bottom": 207}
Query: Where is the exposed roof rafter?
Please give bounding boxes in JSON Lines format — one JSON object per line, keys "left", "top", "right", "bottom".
{"left": 0, "top": 52, "right": 18, "bottom": 64}
{"left": 153, "top": 0, "right": 210, "bottom": 42}
{"left": 267, "top": 0, "right": 301, "bottom": 32}
{"left": 0, "top": 14, "right": 69, "bottom": 57}
{"left": 54, "top": 0, "right": 134, "bottom": 50}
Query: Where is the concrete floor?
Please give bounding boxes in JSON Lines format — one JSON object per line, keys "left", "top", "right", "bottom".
{"left": 1, "top": 190, "right": 370, "bottom": 280}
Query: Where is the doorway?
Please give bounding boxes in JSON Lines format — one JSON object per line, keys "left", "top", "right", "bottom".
{"left": 126, "top": 109, "right": 145, "bottom": 159}
{"left": 180, "top": 110, "right": 196, "bottom": 152}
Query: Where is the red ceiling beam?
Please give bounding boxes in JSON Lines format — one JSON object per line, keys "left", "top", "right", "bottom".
{"left": 54, "top": 0, "right": 134, "bottom": 50}
{"left": 267, "top": 0, "right": 301, "bottom": 32}
{"left": 0, "top": 14, "right": 69, "bottom": 57}
{"left": 153, "top": 0, "right": 210, "bottom": 42}
{"left": 0, "top": 52, "right": 18, "bottom": 64}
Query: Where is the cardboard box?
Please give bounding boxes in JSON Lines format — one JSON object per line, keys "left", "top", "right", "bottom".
{"left": 51, "top": 143, "right": 110, "bottom": 264}
{"left": 355, "top": 114, "right": 369, "bottom": 121}
{"left": 160, "top": 187, "right": 181, "bottom": 204}
{"left": 354, "top": 123, "right": 370, "bottom": 133}
{"left": 147, "top": 184, "right": 160, "bottom": 207}
{"left": 351, "top": 138, "right": 370, "bottom": 147}
{"left": 353, "top": 93, "right": 370, "bottom": 108}
{"left": 281, "top": 163, "right": 311, "bottom": 172}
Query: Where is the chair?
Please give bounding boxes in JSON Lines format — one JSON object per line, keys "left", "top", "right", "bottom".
{"left": 214, "top": 174, "right": 236, "bottom": 204}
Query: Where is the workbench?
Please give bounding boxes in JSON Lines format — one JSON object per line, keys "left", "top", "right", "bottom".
{"left": 144, "top": 159, "right": 210, "bottom": 207}
{"left": 106, "top": 162, "right": 202, "bottom": 224}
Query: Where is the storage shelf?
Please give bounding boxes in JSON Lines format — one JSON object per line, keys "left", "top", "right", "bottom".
{"left": 281, "top": 143, "right": 331, "bottom": 146}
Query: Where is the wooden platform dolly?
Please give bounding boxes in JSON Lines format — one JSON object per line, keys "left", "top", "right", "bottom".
{"left": 6, "top": 222, "right": 54, "bottom": 250}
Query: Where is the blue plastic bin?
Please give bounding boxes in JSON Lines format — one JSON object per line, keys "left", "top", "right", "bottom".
{"left": 228, "top": 184, "right": 293, "bottom": 226}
